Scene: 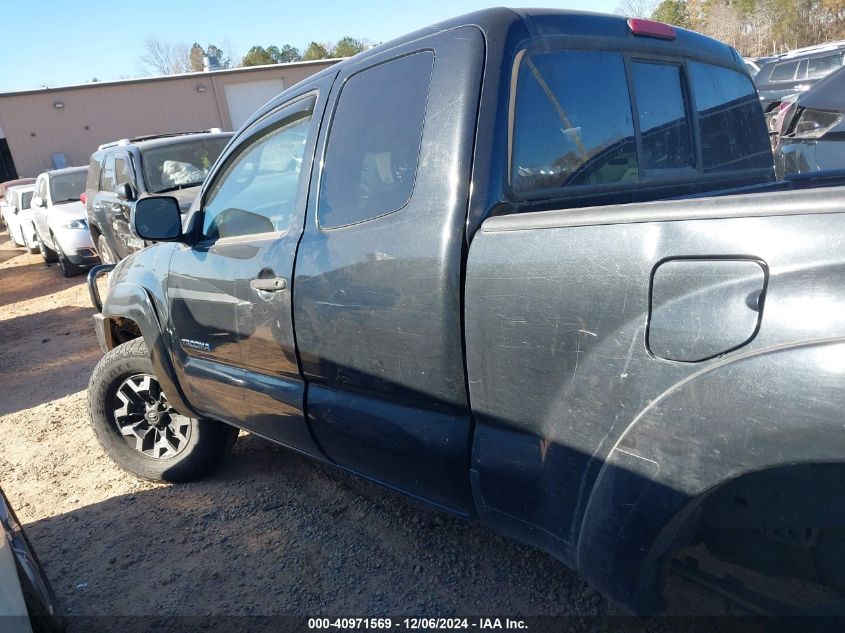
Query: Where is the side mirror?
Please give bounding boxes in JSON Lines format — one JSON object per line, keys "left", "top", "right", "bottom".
{"left": 31, "top": 196, "right": 45, "bottom": 208}
{"left": 131, "top": 196, "right": 182, "bottom": 241}
{"left": 115, "top": 182, "right": 135, "bottom": 201}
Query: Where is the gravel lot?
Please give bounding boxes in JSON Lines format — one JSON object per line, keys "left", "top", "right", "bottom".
{"left": 0, "top": 232, "right": 615, "bottom": 628}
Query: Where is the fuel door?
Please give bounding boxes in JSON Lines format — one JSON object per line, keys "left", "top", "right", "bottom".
{"left": 648, "top": 258, "right": 767, "bottom": 362}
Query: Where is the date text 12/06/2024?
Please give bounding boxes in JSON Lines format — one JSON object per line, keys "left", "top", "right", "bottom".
{"left": 307, "top": 618, "right": 528, "bottom": 630}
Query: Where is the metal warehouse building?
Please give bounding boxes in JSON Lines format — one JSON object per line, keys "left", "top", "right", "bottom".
{"left": 0, "top": 59, "right": 338, "bottom": 180}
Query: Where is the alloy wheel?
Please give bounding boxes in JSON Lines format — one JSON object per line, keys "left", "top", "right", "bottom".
{"left": 112, "top": 374, "right": 191, "bottom": 459}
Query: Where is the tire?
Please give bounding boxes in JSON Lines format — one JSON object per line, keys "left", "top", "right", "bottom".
{"left": 53, "top": 234, "right": 81, "bottom": 277}
{"left": 36, "top": 231, "right": 58, "bottom": 263}
{"left": 97, "top": 234, "right": 118, "bottom": 265}
{"left": 10, "top": 226, "right": 24, "bottom": 247}
{"left": 24, "top": 227, "right": 40, "bottom": 254}
{"left": 87, "top": 338, "right": 238, "bottom": 482}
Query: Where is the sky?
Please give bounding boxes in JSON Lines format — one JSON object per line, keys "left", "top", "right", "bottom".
{"left": 0, "top": 0, "right": 620, "bottom": 92}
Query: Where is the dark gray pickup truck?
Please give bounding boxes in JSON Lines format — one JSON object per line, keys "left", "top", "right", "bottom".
{"left": 85, "top": 9, "right": 845, "bottom": 614}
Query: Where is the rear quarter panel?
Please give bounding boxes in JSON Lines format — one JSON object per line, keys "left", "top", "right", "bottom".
{"left": 464, "top": 188, "right": 845, "bottom": 592}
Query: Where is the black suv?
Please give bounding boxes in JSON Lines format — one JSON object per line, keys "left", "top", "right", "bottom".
{"left": 754, "top": 42, "right": 845, "bottom": 111}
{"left": 86, "top": 130, "right": 232, "bottom": 263}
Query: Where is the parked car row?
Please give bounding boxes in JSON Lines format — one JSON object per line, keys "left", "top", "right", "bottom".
{"left": 0, "top": 183, "right": 37, "bottom": 253}
{"left": 1, "top": 168, "right": 96, "bottom": 277}
{"left": 750, "top": 40, "right": 845, "bottom": 112}
{"left": 2, "top": 130, "right": 232, "bottom": 278}
{"left": 745, "top": 40, "right": 845, "bottom": 178}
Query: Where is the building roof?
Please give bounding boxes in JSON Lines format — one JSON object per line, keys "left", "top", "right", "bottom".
{"left": 0, "top": 58, "right": 342, "bottom": 99}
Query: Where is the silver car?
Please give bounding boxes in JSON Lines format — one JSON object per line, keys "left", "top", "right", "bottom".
{"left": 31, "top": 167, "right": 99, "bottom": 277}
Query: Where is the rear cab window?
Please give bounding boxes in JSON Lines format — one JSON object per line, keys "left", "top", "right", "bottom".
{"left": 318, "top": 51, "right": 434, "bottom": 229}
{"left": 511, "top": 50, "right": 637, "bottom": 193}
{"left": 631, "top": 61, "right": 694, "bottom": 172}
{"left": 689, "top": 62, "right": 771, "bottom": 172}
{"left": 509, "top": 45, "right": 770, "bottom": 202}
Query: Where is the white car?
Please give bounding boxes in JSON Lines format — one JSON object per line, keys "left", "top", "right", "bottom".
{"left": 31, "top": 167, "right": 99, "bottom": 277}
{"left": 0, "top": 185, "right": 39, "bottom": 254}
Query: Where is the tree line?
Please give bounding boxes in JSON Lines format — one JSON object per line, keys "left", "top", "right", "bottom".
{"left": 616, "top": 0, "right": 845, "bottom": 57}
{"left": 141, "top": 37, "right": 369, "bottom": 76}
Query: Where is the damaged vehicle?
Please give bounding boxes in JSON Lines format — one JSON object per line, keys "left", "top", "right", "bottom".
{"left": 86, "top": 9, "right": 845, "bottom": 615}
{"left": 85, "top": 130, "right": 232, "bottom": 264}
{"left": 773, "top": 65, "right": 845, "bottom": 177}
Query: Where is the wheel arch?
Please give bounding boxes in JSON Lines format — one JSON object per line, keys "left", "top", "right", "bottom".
{"left": 88, "top": 222, "right": 102, "bottom": 248}
{"left": 99, "top": 282, "right": 200, "bottom": 418}
{"left": 575, "top": 338, "right": 845, "bottom": 611}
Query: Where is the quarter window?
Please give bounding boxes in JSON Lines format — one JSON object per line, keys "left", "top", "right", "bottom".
{"left": 689, "top": 62, "right": 771, "bottom": 173}
{"left": 201, "top": 106, "right": 313, "bottom": 240}
{"left": 100, "top": 154, "right": 116, "bottom": 192}
{"left": 770, "top": 60, "right": 798, "bottom": 81}
{"left": 631, "top": 62, "right": 694, "bottom": 171}
{"left": 115, "top": 156, "right": 133, "bottom": 188}
{"left": 511, "top": 50, "right": 637, "bottom": 194}
{"left": 807, "top": 53, "right": 843, "bottom": 79}
{"left": 318, "top": 52, "right": 434, "bottom": 229}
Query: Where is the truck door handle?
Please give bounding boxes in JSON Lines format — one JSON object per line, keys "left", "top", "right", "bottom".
{"left": 249, "top": 277, "right": 287, "bottom": 292}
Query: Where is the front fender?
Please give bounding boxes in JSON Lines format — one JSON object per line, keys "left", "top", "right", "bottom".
{"left": 98, "top": 279, "right": 199, "bottom": 419}
{"left": 576, "top": 338, "right": 845, "bottom": 610}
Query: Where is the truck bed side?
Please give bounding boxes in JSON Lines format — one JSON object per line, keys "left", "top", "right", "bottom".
{"left": 464, "top": 185, "right": 845, "bottom": 606}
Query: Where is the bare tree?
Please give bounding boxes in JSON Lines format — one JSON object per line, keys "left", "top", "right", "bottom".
{"left": 614, "top": 0, "right": 657, "bottom": 18}
{"left": 140, "top": 37, "right": 191, "bottom": 75}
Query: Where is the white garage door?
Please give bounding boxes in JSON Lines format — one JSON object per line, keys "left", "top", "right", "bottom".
{"left": 224, "top": 79, "right": 285, "bottom": 130}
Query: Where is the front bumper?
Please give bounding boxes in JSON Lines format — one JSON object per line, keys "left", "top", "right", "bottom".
{"left": 92, "top": 313, "right": 111, "bottom": 354}
{"left": 86, "top": 264, "right": 116, "bottom": 313}
{"left": 66, "top": 248, "right": 100, "bottom": 266}
{"left": 52, "top": 227, "right": 97, "bottom": 266}
{"left": 88, "top": 264, "right": 117, "bottom": 353}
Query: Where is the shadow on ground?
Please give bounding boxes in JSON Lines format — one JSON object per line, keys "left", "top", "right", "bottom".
{"left": 21, "top": 434, "right": 596, "bottom": 628}
{"left": 0, "top": 304, "right": 100, "bottom": 415}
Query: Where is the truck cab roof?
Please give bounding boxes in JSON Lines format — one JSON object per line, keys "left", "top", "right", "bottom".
{"left": 372, "top": 7, "right": 739, "bottom": 66}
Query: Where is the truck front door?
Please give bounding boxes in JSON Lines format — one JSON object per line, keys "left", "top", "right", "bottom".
{"left": 168, "top": 87, "right": 330, "bottom": 455}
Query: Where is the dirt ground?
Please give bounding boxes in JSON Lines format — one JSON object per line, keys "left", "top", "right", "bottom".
{"left": 0, "top": 231, "right": 614, "bottom": 628}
